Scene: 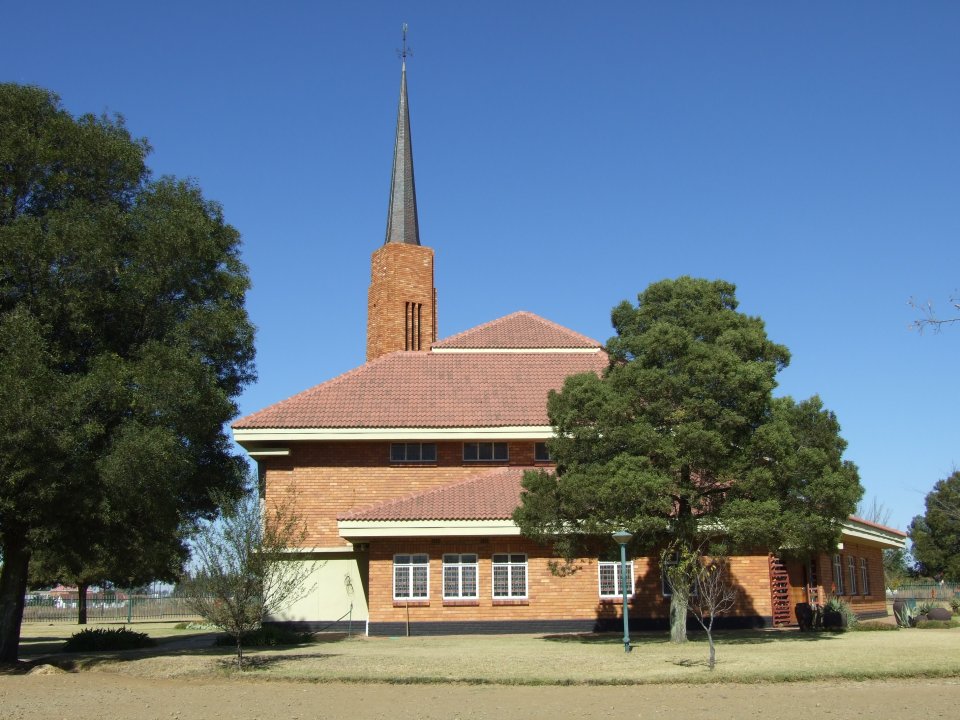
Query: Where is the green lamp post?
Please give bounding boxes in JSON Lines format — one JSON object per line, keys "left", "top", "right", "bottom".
{"left": 612, "top": 529, "right": 633, "bottom": 653}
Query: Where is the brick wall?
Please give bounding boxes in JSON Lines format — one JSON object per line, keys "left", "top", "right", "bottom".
{"left": 366, "top": 243, "right": 436, "bottom": 361}
{"left": 263, "top": 440, "right": 550, "bottom": 547}
{"left": 366, "top": 538, "right": 773, "bottom": 626}
{"left": 814, "top": 543, "right": 888, "bottom": 616}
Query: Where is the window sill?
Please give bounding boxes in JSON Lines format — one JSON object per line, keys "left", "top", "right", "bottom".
{"left": 599, "top": 596, "right": 636, "bottom": 605}
{"left": 492, "top": 598, "right": 529, "bottom": 606}
{"left": 442, "top": 599, "right": 480, "bottom": 607}
{"left": 389, "top": 463, "right": 438, "bottom": 467}
{"left": 393, "top": 600, "right": 430, "bottom": 607}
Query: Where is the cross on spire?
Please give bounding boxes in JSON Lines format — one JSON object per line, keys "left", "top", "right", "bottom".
{"left": 398, "top": 23, "right": 412, "bottom": 66}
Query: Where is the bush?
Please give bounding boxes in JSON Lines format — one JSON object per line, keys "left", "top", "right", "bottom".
{"left": 915, "top": 618, "right": 960, "bottom": 630}
{"left": 213, "top": 625, "right": 312, "bottom": 647}
{"left": 62, "top": 627, "right": 155, "bottom": 652}
{"left": 916, "top": 602, "right": 941, "bottom": 616}
{"left": 949, "top": 597, "right": 960, "bottom": 615}
{"left": 822, "top": 597, "right": 857, "bottom": 631}
{"left": 851, "top": 620, "right": 899, "bottom": 631}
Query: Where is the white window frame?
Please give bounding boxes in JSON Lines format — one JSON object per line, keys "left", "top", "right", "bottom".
{"left": 847, "top": 555, "right": 858, "bottom": 596}
{"left": 598, "top": 560, "right": 634, "bottom": 598}
{"left": 492, "top": 553, "right": 528, "bottom": 599}
{"left": 393, "top": 554, "right": 430, "bottom": 601}
{"left": 463, "top": 442, "right": 509, "bottom": 462}
{"left": 390, "top": 442, "right": 437, "bottom": 463}
{"left": 860, "top": 557, "right": 870, "bottom": 596}
{"left": 832, "top": 554, "right": 844, "bottom": 595}
{"left": 442, "top": 553, "right": 479, "bottom": 600}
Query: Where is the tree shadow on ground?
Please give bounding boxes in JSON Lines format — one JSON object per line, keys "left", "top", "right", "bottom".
{"left": 540, "top": 629, "right": 842, "bottom": 646}
{"left": 217, "top": 652, "right": 338, "bottom": 672}
{"left": 14, "top": 630, "right": 353, "bottom": 673}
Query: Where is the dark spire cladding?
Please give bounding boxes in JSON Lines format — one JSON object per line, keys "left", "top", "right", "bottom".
{"left": 384, "top": 53, "right": 420, "bottom": 245}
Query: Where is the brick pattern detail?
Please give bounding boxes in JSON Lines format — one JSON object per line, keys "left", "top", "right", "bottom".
{"left": 367, "top": 243, "right": 436, "bottom": 361}
{"left": 367, "top": 539, "right": 774, "bottom": 625}
{"left": 263, "top": 440, "right": 542, "bottom": 547}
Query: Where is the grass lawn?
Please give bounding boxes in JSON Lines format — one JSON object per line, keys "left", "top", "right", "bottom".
{"left": 17, "top": 621, "right": 960, "bottom": 685}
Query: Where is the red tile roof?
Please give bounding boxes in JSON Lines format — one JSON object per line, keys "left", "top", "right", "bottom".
{"left": 235, "top": 312, "right": 608, "bottom": 430}
{"left": 431, "top": 311, "right": 602, "bottom": 349}
{"left": 846, "top": 516, "right": 907, "bottom": 537}
{"left": 339, "top": 466, "right": 531, "bottom": 521}
{"left": 234, "top": 350, "right": 607, "bottom": 429}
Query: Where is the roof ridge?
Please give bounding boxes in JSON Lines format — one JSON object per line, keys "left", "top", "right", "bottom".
{"left": 431, "top": 310, "right": 601, "bottom": 349}
{"left": 337, "top": 465, "right": 531, "bottom": 520}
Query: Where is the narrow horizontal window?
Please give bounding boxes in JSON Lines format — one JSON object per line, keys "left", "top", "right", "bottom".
{"left": 463, "top": 442, "right": 509, "bottom": 462}
{"left": 390, "top": 443, "right": 437, "bottom": 463}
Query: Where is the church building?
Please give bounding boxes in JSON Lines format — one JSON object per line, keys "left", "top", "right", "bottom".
{"left": 232, "top": 58, "right": 905, "bottom": 635}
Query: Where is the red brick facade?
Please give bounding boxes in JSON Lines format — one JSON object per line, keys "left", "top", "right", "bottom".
{"left": 366, "top": 243, "right": 436, "bottom": 361}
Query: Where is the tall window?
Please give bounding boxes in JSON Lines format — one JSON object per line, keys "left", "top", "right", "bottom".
{"left": 492, "top": 553, "right": 527, "bottom": 599}
{"left": 598, "top": 561, "right": 634, "bottom": 598}
{"left": 390, "top": 443, "right": 437, "bottom": 463}
{"left": 860, "top": 557, "right": 870, "bottom": 596}
{"left": 847, "top": 556, "right": 858, "bottom": 595}
{"left": 394, "top": 554, "right": 429, "bottom": 600}
{"left": 443, "top": 554, "right": 478, "bottom": 599}
{"left": 463, "top": 442, "right": 509, "bottom": 462}
{"left": 832, "top": 554, "right": 844, "bottom": 595}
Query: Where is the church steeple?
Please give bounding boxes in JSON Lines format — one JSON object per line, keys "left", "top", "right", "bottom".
{"left": 384, "top": 27, "right": 420, "bottom": 246}
{"left": 367, "top": 26, "right": 436, "bottom": 362}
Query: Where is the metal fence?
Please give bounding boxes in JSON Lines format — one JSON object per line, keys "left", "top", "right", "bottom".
{"left": 23, "top": 592, "right": 202, "bottom": 623}
{"left": 886, "top": 583, "right": 960, "bottom": 602}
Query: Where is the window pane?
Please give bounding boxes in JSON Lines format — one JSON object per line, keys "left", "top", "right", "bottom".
{"left": 493, "top": 565, "right": 508, "bottom": 596}
{"left": 492, "top": 554, "right": 508, "bottom": 563}
{"left": 395, "top": 554, "right": 410, "bottom": 565}
{"left": 462, "top": 554, "right": 477, "bottom": 564}
{"left": 599, "top": 563, "right": 615, "bottom": 595}
{"left": 390, "top": 444, "right": 405, "bottom": 462}
{"left": 511, "top": 554, "right": 525, "bottom": 564}
{"left": 394, "top": 566, "right": 409, "bottom": 598}
{"left": 493, "top": 442, "right": 508, "bottom": 460}
{"left": 535, "top": 442, "right": 550, "bottom": 461}
{"left": 479, "top": 443, "right": 493, "bottom": 460}
{"left": 443, "top": 554, "right": 458, "bottom": 563}
{"left": 412, "top": 566, "right": 428, "bottom": 597}
{"left": 406, "top": 443, "right": 421, "bottom": 461}
{"left": 462, "top": 566, "right": 477, "bottom": 597}
{"left": 412, "top": 554, "right": 429, "bottom": 563}
{"left": 422, "top": 443, "right": 437, "bottom": 462}
{"left": 464, "top": 443, "right": 478, "bottom": 461}
{"left": 511, "top": 565, "right": 527, "bottom": 596}
{"left": 443, "top": 566, "right": 459, "bottom": 597}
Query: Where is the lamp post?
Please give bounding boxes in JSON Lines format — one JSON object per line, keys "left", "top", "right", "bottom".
{"left": 612, "top": 529, "right": 633, "bottom": 653}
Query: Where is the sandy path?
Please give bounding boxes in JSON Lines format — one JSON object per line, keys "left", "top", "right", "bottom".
{"left": 1, "top": 675, "right": 959, "bottom": 720}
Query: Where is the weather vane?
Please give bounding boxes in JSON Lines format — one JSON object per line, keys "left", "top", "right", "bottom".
{"left": 397, "top": 23, "right": 412, "bottom": 63}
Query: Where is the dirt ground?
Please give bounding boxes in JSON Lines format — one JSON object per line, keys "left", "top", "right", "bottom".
{"left": 1, "top": 673, "right": 959, "bottom": 720}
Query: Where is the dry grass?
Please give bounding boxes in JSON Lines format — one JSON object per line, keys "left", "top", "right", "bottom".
{"left": 19, "top": 621, "right": 960, "bottom": 685}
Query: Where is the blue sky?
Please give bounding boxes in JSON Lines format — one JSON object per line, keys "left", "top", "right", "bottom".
{"left": 3, "top": 2, "right": 957, "bottom": 533}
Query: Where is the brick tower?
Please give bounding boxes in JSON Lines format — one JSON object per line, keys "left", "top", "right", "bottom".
{"left": 367, "top": 50, "right": 436, "bottom": 361}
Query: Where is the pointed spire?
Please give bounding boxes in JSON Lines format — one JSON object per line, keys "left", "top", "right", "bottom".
{"left": 385, "top": 25, "right": 420, "bottom": 246}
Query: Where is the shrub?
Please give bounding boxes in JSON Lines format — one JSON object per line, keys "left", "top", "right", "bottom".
{"left": 852, "top": 620, "right": 898, "bottom": 631}
{"left": 213, "top": 625, "right": 312, "bottom": 647}
{"left": 916, "top": 602, "right": 941, "bottom": 616}
{"left": 62, "top": 627, "right": 155, "bottom": 652}
{"left": 949, "top": 597, "right": 960, "bottom": 615}
{"left": 822, "top": 597, "right": 857, "bottom": 631}
{"left": 915, "top": 618, "right": 960, "bottom": 629}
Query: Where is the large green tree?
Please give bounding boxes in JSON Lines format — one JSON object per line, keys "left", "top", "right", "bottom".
{"left": 909, "top": 471, "right": 960, "bottom": 581}
{"left": 0, "top": 84, "right": 255, "bottom": 662}
{"left": 515, "top": 277, "right": 862, "bottom": 641}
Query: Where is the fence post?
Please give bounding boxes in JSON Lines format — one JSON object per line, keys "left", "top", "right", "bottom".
{"left": 127, "top": 591, "right": 133, "bottom": 624}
